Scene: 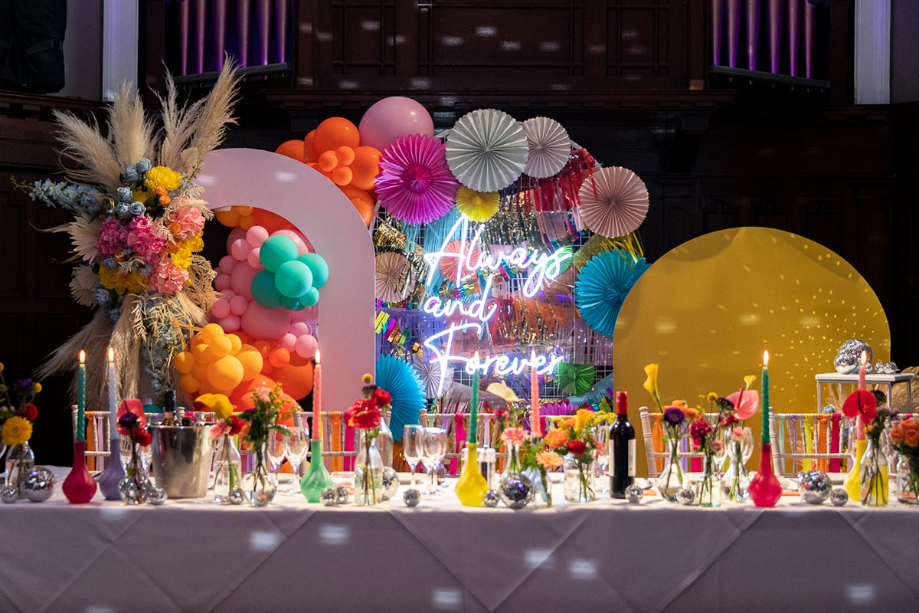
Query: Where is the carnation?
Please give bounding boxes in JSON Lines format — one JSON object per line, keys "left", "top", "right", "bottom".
{"left": 347, "top": 398, "right": 381, "bottom": 430}
{"left": 125, "top": 215, "right": 167, "bottom": 263}
{"left": 567, "top": 440, "right": 587, "bottom": 456}
{"left": 372, "top": 388, "right": 392, "bottom": 407}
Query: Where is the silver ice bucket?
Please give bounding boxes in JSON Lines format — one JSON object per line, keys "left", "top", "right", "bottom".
{"left": 149, "top": 424, "right": 214, "bottom": 498}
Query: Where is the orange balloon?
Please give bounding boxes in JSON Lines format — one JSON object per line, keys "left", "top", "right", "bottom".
{"left": 303, "top": 130, "right": 319, "bottom": 163}
{"left": 349, "top": 146, "right": 381, "bottom": 191}
{"left": 236, "top": 206, "right": 254, "bottom": 216}
{"left": 237, "top": 346, "right": 264, "bottom": 380}
{"left": 336, "top": 146, "right": 356, "bottom": 166}
{"left": 331, "top": 166, "right": 353, "bottom": 186}
{"left": 253, "top": 340, "right": 272, "bottom": 359}
{"left": 314, "top": 117, "right": 360, "bottom": 153}
{"left": 271, "top": 360, "right": 314, "bottom": 400}
{"left": 269, "top": 347, "right": 291, "bottom": 369}
{"left": 339, "top": 185, "right": 375, "bottom": 226}
{"left": 179, "top": 373, "right": 198, "bottom": 394}
{"left": 191, "top": 362, "right": 207, "bottom": 382}
{"left": 239, "top": 214, "right": 255, "bottom": 230}
{"left": 318, "top": 150, "right": 338, "bottom": 173}
{"left": 275, "top": 140, "right": 305, "bottom": 163}
{"left": 235, "top": 330, "right": 254, "bottom": 345}
{"left": 215, "top": 209, "right": 240, "bottom": 228}
{"left": 250, "top": 208, "right": 295, "bottom": 233}
{"left": 192, "top": 343, "right": 215, "bottom": 365}
{"left": 229, "top": 374, "right": 275, "bottom": 409}
{"left": 174, "top": 351, "right": 195, "bottom": 374}
{"left": 207, "top": 355, "right": 244, "bottom": 391}
{"left": 227, "top": 334, "right": 243, "bottom": 354}
{"left": 210, "top": 335, "right": 233, "bottom": 358}
{"left": 196, "top": 380, "right": 221, "bottom": 396}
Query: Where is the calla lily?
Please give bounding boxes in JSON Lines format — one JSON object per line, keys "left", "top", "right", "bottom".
{"left": 643, "top": 363, "right": 662, "bottom": 412}
{"left": 575, "top": 408, "right": 593, "bottom": 432}
{"left": 743, "top": 375, "right": 756, "bottom": 390}
{"left": 196, "top": 393, "right": 234, "bottom": 421}
{"left": 726, "top": 389, "right": 759, "bottom": 420}
{"left": 841, "top": 390, "right": 876, "bottom": 423}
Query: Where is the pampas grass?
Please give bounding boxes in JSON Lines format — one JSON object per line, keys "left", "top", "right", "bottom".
{"left": 108, "top": 82, "right": 155, "bottom": 170}
{"left": 52, "top": 112, "right": 123, "bottom": 190}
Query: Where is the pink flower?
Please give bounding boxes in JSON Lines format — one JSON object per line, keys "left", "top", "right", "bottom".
{"left": 501, "top": 427, "right": 526, "bottom": 446}
{"left": 147, "top": 258, "right": 188, "bottom": 294}
{"left": 710, "top": 439, "right": 724, "bottom": 454}
{"left": 255, "top": 387, "right": 272, "bottom": 403}
{"left": 126, "top": 215, "right": 167, "bottom": 263}
{"left": 731, "top": 427, "right": 745, "bottom": 442}
{"left": 210, "top": 421, "right": 230, "bottom": 439}
{"left": 726, "top": 389, "right": 759, "bottom": 420}
{"left": 96, "top": 217, "right": 129, "bottom": 258}
{"left": 168, "top": 207, "right": 206, "bottom": 240}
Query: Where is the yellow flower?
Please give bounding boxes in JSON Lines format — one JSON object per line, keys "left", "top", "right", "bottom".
{"left": 575, "top": 408, "right": 593, "bottom": 433}
{"left": 744, "top": 375, "right": 756, "bottom": 390}
{"left": 2, "top": 416, "right": 32, "bottom": 446}
{"left": 196, "top": 393, "right": 234, "bottom": 421}
{"left": 132, "top": 189, "right": 152, "bottom": 203}
{"left": 643, "top": 363, "right": 662, "bottom": 411}
{"left": 144, "top": 166, "right": 182, "bottom": 192}
{"left": 125, "top": 271, "right": 147, "bottom": 293}
{"left": 33, "top": 383, "right": 42, "bottom": 394}
{"left": 362, "top": 374, "right": 373, "bottom": 384}
{"left": 0, "top": 362, "right": 4, "bottom": 372}
{"left": 706, "top": 392, "right": 718, "bottom": 403}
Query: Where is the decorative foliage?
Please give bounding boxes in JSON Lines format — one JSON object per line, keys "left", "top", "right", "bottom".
{"left": 555, "top": 362, "right": 596, "bottom": 396}
{"left": 575, "top": 251, "right": 650, "bottom": 337}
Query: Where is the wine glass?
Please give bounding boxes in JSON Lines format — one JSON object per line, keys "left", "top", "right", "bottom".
{"left": 403, "top": 425, "right": 425, "bottom": 488}
{"left": 421, "top": 427, "right": 447, "bottom": 494}
{"left": 266, "top": 427, "right": 288, "bottom": 486}
{"left": 284, "top": 426, "right": 309, "bottom": 494}
{"left": 593, "top": 426, "right": 610, "bottom": 495}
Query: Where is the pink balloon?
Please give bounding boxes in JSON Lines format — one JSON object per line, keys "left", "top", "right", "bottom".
{"left": 246, "top": 225, "right": 270, "bottom": 247}
{"left": 212, "top": 298, "right": 231, "bottom": 319}
{"left": 294, "top": 334, "right": 318, "bottom": 359}
{"left": 289, "top": 321, "right": 311, "bottom": 337}
{"left": 271, "top": 229, "right": 309, "bottom": 256}
{"left": 219, "top": 314, "right": 241, "bottom": 332}
{"left": 214, "top": 274, "right": 231, "bottom": 292}
{"left": 279, "top": 333, "right": 297, "bottom": 352}
{"left": 229, "top": 262, "right": 258, "bottom": 300}
{"left": 289, "top": 305, "right": 318, "bottom": 322}
{"left": 247, "top": 248, "right": 263, "bottom": 270}
{"left": 230, "top": 238, "right": 252, "bottom": 261}
{"left": 227, "top": 227, "right": 247, "bottom": 253}
{"left": 218, "top": 255, "right": 237, "bottom": 274}
{"left": 358, "top": 96, "right": 434, "bottom": 152}
{"left": 240, "top": 302, "right": 290, "bottom": 340}
{"left": 229, "top": 295, "right": 249, "bottom": 316}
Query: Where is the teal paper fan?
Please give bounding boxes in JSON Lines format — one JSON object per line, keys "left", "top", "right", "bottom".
{"left": 555, "top": 362, "right": 596, "bottom": 396}
{"left": 376, "top": 355, "right": 426, "bottom": 441}
{"left": 575, "top": 251, "right": 650, "bottom": 337}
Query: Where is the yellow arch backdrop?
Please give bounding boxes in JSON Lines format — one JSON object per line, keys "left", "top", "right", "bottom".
{"left": 612, "top": 227, "right": 890, "bottom": 476}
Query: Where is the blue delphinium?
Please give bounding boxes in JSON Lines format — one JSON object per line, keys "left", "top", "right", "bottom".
{"left": 117, "top": 186, "right": 132, "bottom": 202}
{"left": 115, "top": 202, "right": 130, "bottom": 218}
{"left": 135, "top": 158, "right": 152, "bottom": 173}
{"left": 29, "top": 179, "right": 102, "bottom": 215}
{"left": 129, "top": 201, "right": 146, "bottom": 216}
{"left": 124, "top": 166, "right": 139, "bottom": 181}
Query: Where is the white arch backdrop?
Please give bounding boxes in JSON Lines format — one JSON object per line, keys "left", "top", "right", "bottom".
{"left": 197, "top": 148, "right": 375, "bottom": 413}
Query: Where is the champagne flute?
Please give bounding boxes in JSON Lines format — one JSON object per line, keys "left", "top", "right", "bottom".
{"left": 593, "top": 426, "right": 610, "bottom": 495}
{"left": 284, "top": 426, "right": 309, "bottom": 494}
{"left": 421, "top": 427, "right": 447, "bottom": 494}
{"left": 403, "top": 425, "right": 425, "bottom": 488}
{"left": 266, "top": 427, "right": 288, "bottom": 486}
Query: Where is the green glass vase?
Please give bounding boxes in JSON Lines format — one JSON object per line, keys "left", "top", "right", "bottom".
{"left": 300, "top": 439, "right": 333, "bottom": 502}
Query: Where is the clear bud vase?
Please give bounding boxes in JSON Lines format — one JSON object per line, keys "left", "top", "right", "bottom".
{"left": 354, "top": 430, "right": 383, "bottom": 506}
{"left": 6, "top": 442, "right": 35, "bottom": 498}
{"left": 896, "top": 453, "right": 919, "bottom": 505}
{"left": 213, "top": 434, "right": 243, "bottom": 504}
{"left": 244, "top": 444, "right": 277, "bottom": 507}
{"left": 695, "top": 454, "right": 722, "bottom": 507}
{"left": 859, "top": 439, "right": 888, "bottom": 507}
{"left": 721, "top": 439, "right": 751, "bottom": 503}
{"left": 656, "top": 438, "right": 688, "bottom": 502}
{"left": 564, "top": 453, "right": 596, "bottom": 503}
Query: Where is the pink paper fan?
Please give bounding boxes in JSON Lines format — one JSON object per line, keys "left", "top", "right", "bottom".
{"left": 578, "top": 166, "right": 649, "bottom": 238}
{"left": 376, "top": 134, "right": 459, "bottom": 224}
{"left": 726, "top": 390, "right": 759, "bottom": 420}
{"left": 438, "top": 240, "right": 480, "bottom": 284}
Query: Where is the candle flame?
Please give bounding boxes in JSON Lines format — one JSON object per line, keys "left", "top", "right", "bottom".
{"left": 763, "top": 350, "right": 769, "bottom": 366}
{"left": 473, "top": 350, "right": 480, "bottom": 360}
{"left": 79, "top": 350, "right": 85, "bottom": 364}
{"left": 315, "top": 349, "right": 320, "bottom": 365}
{"left": 108, "top": 347, "right": 114, "bottom": 362}
{"left": 860, "top": 351, "right": 867, "bottom": 366}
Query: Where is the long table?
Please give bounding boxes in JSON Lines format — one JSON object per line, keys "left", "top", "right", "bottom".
{"left": 2, "top": 475, "right": 917, "bottom": 612}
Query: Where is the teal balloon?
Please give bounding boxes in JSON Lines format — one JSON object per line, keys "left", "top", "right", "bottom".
{"left": 251, "top": 270, "right": 282, "bottom": 308}
{"left": 299, "top": 288, "right": 319, "bottom": 307}
{"left": 298, "top": 253, "right": 329, "bottom": 289}
{"left": 275, "top": 260, "right": 313, "bottom": 298}
{"left": 260, "top": 235, "right": 298, "bottom": 273}
{"left": 281, "top": 295, "right": 305, "bottom": 311}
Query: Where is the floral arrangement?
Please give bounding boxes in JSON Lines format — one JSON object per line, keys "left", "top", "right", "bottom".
{"left": 31, "top": 63, "right": 240, "bottom": 408}
{"left": 237, "top": 383, "right": 293, "bottom": 499}
{"left": 117, "top": 403, "right": 153, "bottom": 498}
{"left": 196, "top": 392, "right": 246, "bottom": 498}
{"left": 347, "top": 381, "right": 392, "bottom": 504}
{"left": 546, "top": 409, "right": 598, "bottom": 501}
{"left": 0, "top": 364, "right": 41, "bottom": 446}
{"left": 891, "top": 418, "right": 919, "bottom": 503}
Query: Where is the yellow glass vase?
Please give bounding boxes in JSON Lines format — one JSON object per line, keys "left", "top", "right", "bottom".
{"left": 844, "top": 439, "right": 866, "bottom": 501}
{"left": 456, "top": 443, "right": 489, "bottom": 507}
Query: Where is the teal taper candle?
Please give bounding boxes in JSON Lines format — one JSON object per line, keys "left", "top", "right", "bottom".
{"left": 469, "top": 352, "right": 480, "bottom": 444}
{"left": 77, "top": 350, "right": 86, "bottom": 442}
{"left": 761, "top": 350, "right": 770, "bottom": 444}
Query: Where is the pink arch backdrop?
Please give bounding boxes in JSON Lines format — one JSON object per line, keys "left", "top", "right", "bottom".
{"left": 197, "top": 148, "right": 375, "bottom": 413}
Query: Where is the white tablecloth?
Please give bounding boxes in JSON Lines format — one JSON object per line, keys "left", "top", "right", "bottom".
{"left": 1, "top": 471, "right": 917, "bottom": 613}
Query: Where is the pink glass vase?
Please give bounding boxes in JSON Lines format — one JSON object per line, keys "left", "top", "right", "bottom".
{"left": 749, "top": 443, "right": 782, "bottom": 507}
{"left": 63, "top": 441, "right": 97, "bottom": 504}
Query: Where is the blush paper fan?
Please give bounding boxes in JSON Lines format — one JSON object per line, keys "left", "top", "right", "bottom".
{"left": 375, "top": 251, "right": 413, "bottom": 303}
{"left": 522, "top": 116, "right": 570, "bottom": 179}
{"left": 438, "top": 240, "right": 480, "bottom": 284}
{"left": 575, "top": 251, "right": 650, "bottom": 338}
{"left": 376, "top": 134, "right": 459, "bottom": 224}
{"left": 376, "top": 355, "right": 426, "bottom": 440}
{"left": 446, "top": 109, "right": 528, "bottom": 192}
{"left": 455, "top": 186, "right": 499, "bottom": 222}
{"left": 578, "top": 166, "right": 650, "bottom": 238}
{"left": 415, "top": 361, "right": 454, "bottom": 399}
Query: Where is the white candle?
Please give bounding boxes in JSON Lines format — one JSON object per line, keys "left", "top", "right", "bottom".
{"left": 107, "top": 347, "right": 117, "bottom": 437}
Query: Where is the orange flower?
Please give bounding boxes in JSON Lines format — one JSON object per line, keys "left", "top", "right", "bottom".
{"left": 168, "top": 222, "right": 182, "bottom": 234}
{"left": 905, "top": 429, "right": 919, "bottom": 447}
{"left": 683, "top": 407, "right": 701, "bottom": 422}
{"left": 535, "top": 450, "right": 564, "bottom": 470}
{"left": 544, "top": 428, "right": 569, "bottom": 449}
{"left": 159, "top": 195, "right": 171, "bottom": 205}
{"left": 891, "top": 427, "right": 904, "bottom": 444}
{"left": 670, "top": 399, "right": 688, "bottom": 410}
{"left": 902, "top": 419, "right": 918, "bottom": 431}
{"left": 560, "top": 416, "right": 576, "bottom": 429}
{"left": 155, "top": 185, "right": 168, "bottom": 196}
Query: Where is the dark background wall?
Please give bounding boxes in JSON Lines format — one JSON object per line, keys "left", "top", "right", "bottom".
{"left": 2, "top": 0, "right": 918, "bottom": 464}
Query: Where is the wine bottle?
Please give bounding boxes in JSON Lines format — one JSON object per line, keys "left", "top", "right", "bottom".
{"left": 609, "top": 391, "right": 635, "bottom": 498}
{"left": 162, "top": 390, "right": 176, "bottom": 426}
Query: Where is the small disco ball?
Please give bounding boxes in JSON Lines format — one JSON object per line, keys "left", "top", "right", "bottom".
{"left": 834, "top": 350, "right": 860, "bottom": 375}
{"left": 228, "top": 488, "right": 245, "bottom": 505}
{"left": 837, "top": 339, "right": 873, "bottom": 365}
{"left": 483, "top": 489, "right": 500, "bottom": 507}
{"left": 149, "top": 487, "right": 167, "bottom": 506}
{"left": 1, "top": 485, "right": 20, "bottom": 504}
{"left": 320, "top": 488, "right": 336, "bottom": 506}
{"left": 498, "top": 473, "right": 533, "bottom": 510}
{"left": 403, "top": 488, "right": 421, "bottom": 507}
{"left": 626, "top": 484, "right": 644, "bottom": 503}
{"left": 334, "top": 486, "right": 350, "bottom": 505}
{"left": 676, "top": 488, "right": 695, "bottom": 506}
{"left": 797, "top": 470, "right": 832, "bottom": 504}
{"left": 381, "top": 466, "right": 400, "bottom": 501}
{"left": 22, "top": 467, "right": 55, "bottom": 503}
{"left": 885, "top": 362, "right": 898, "bottom": 374}
{"left": 830, "top": 488, "right": 849, "bottom": 507}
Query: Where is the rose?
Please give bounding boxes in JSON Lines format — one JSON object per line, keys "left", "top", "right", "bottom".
{"left": 133, "top": 430, "right": 153, "bottom": 447}
{"left": 903, "top": 419, "right": 919, "bottom": 430}
{"left": 347, "top": 399, "right": 381, "bottom": 430}
{"left": 567, "top": 440, "right": 587, "bottom": 455}
{"left": 254, "top": 387, "right": 273, "bottom": 404}
{"left": 17, "top": 403, "right": 38, "bottom": 422}
{"left": 663, "top": 407, "right": 685, "bottom": 427}
{"left": 891, "top": 427, "right": 904, "bottom": 444}
{"left": 710, "top": 439, "right": 724, "bottom": 454}
{"left": 544, "top": 428, "right": 569, "bottom": 449}
{"left": 229, "top": 416, "right": 245, "bottom": 435}
{"left": 731, "top": 427, "right": 745, "bottom": 442}
{"left": 371, "top": 388, "right": 392, "bottom": 407}
{"left": 905, "top": 429, "right": 919, "bottom": 448}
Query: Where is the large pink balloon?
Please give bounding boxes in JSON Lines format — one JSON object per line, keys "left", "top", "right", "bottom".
{"left": 218, "top": 255, "right": 237, "bottom": 274}
{"left": 229, "top": 262, "right": 258, "bottom": 300}
{"left": 358, "top": 96, "right": 434, "bottom": 152}
{"left": 227, "top": 227, "right": 247, "bottom": 253}
{"left": 294, "top": 334, "right": 319, "bottom": 359}
{"left": 240, "top": 302, "right": 291, "bottom": 340}
{"left": 246, "top": 225, "right": 270, "bottom": 247}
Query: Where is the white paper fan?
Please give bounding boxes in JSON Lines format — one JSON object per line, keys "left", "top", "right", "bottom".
{"left": 375, "top": 252, "right": 413, "bottom": 303}
{"left": 445, "top": 109, "right": 528, "bottom": 192}
{"left": 578, "top": 166, "right": 649, "bottom": 238}
{"left": 522, "top": 117, "right": 570, "bottom": 178}
{"left": 415, "top": 361, "right": 454, "bottom": 399}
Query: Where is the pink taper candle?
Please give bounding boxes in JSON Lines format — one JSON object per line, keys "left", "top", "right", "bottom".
{"left": 857, "top": 351, "right": 867, "bottom": 439}
{"left": 530, "top": 350, "right": 540, "bottom": 436}
{"left": 314, "top": 349, "right": 322, "bottom": 442}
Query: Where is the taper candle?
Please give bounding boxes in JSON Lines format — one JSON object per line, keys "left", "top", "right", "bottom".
{"left": 469, "top": 352, "right": 480, "bottom": 444}
{"left": 530, "top": 349, "right": 540, "bottom": 436}
{"left": 761, "top": 350, "right": 770, "bottom": 444}
{"left": 107, "top": 348, "right": 117, "bottom": 437}
{"left": 77, "top": 351, "right": 86, "bottom": 441}
{"left": 857, "top": 351, "right": 867, "bottom": 439}
{"left": 314, "top": 349, "right": 322, "bottom": 442}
